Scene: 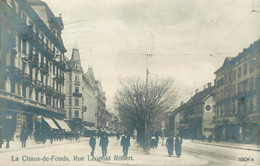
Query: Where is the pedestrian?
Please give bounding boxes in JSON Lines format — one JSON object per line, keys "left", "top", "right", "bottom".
{"left": 121, "top": 134, "right": 130, "bottom": 156}
{"left": 20, "top": 129, "right": 28, "bottom": 148}
{"left": 99, "top": 133, "right": 109, "bottom": 157}
{"left": 155, "top": 135, "right": 159, "bottom": 148}
{"left": 175, "top": 134, "right": 183, "bottom": 158}
{"left": 0, "top": 132, "right": 3, "bottom": 148}
{"left": 208, "top": 135, "right": 213, "bottom": 143}
{"left": 89, "top": 135, "right": 96, "bottom": 156}
{"left": 166, "top": 135, "right": 174, "bottom": 157}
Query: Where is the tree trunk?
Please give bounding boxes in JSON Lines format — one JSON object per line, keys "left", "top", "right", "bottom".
{"left": 144, "top": 121, "right": 150, "bottom": 154}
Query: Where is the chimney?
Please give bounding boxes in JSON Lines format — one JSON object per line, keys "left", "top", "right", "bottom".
{"left": 208, "top": 82, "right": 212, "bottom": 88}
{"left": 180, "top": 101, "right": 184, "bottom": 106}
{"left": 195, "top": 89, "right": 199, "bottom": 94}
{"left": 204, "top": 85, "right": 207, "bottom": 90}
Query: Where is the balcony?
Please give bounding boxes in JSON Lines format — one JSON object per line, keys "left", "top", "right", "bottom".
{"left": 28, "top": 55, "right": 39, "bottom": 69}
{"left": 60, "top": 93, "right": 66, "bottom": 100}
{"left": 9, "top": 66, "right": 23, "bottom": 79}
{"left": 73, "top": 92, "right": 82, "bottom": 97}
{"left": 34, "top": 80, "right": 43, "bottom": 91}
{"left": 40, "top": 63, "right": 49, "bottom": 75}
{"left": 53, "top": 75, "right": 64, "bottom": 84}
{"left": 21, "top": 73, "right": 31, "bottom": 86}
{"left": 52, "top": 89, "right": 61, "bottom": 98}
{"left": 44, "top": 85, "right": 53, "bottom": 95}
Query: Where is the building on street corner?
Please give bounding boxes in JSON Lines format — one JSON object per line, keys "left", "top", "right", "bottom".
{"left": 213, "top": 39, "right": 260, "bottom": 143}
{"left": 64, "top": 48, "right": 83, "bottom": 134}
{"left": 0, "top": 0, "right": 68, "bottom": 141}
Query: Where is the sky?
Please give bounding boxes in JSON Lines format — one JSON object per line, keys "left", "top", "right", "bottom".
{"left": 43, "top": 0, "right": 260, "bottom": 112}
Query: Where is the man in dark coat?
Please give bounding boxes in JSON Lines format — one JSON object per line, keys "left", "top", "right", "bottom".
{"left": 89, "top": 135, "right": 96, "bottom": 156}
{"left": 175, "top": 135, "right": 183, "bottom": 158}
{"left": 0, "top": 132, "right": 3, "bottom": 148}
{"left": 20, "top": 129, "right": 28, "bottom": 148}
{"left": 121, "top": 135, "right": 130, "bottom": 156}
{"left": 166, "top": 136, "right": 174, "bottom": 157}
{"left": 99, "top": 133, "right": 109, "bottom": 157}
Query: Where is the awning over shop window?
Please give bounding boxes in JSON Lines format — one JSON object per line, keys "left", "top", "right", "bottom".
{"left": 84, "top": 126, "right": 98, "bottom": 131}
{"left": 42, "top": 117, "right": 59, "bottom": 129}
{"left": 101, "top": 127, "right": 111, "bottom": 134}
{"left": 53, "top": 118, "right": 71, "bottom": 131}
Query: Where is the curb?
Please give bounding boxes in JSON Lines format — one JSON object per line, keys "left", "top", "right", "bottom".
{"left": 192, "top": 141, "right": 260, "bottom": 152}
{"left": 0, "top": 139, "right": 89, "bottom": 154}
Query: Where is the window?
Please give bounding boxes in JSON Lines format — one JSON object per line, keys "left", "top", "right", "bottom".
{"left": 69, "top": 110, "right": 72, "bottom": 119}
{"left": 238, "top": 67, "right": 241, "bottom": 78}
{"left": 250, "top": 60, "right": 255, "bottom": 72}
{"left": 75, "top": 87, "right": 79, "bottom": 93}
{"left": 250, "top": 77, "right": 254, "bottom": 90}
{"left": 74, "top": 110, "right": 79, "bottom": 118}
{"left": 243, "top": 63, "right": 247, "bottom": 75}
{"left": 75, "top": 99, "right": 79, "bottom": 106}
{"left": 233, "top": 70, "right": 236, "bottom": 81}
{"left": 75, "top": 75, "right": 79, "bottom": 81}
{"left": 250, "top": 98, "right": 253, "bottom": 112}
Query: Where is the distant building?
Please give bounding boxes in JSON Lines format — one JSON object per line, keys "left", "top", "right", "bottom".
{"left": 213, "top": 39, "right": 260, "bottom": 143}
{"left": 64, "top": 48, "right": 108, "bottom": 135}
{"left": 82, "top": 68, "right": 97, "bottom": 127}
{"left": 176, "top": 83, "right": 215, "bottom": 139}
{"left": 0, "top": 0, "right": 68, "bottom": 140}
{"left": 64, "top": 48, "right": 84, "bottom": 133}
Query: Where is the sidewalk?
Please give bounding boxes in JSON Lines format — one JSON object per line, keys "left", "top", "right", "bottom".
{"left": 0, "top": 137, "right": 89, "bottom": 153}
{"left": 190, "top": 139, "right": 260, "bottom": 152}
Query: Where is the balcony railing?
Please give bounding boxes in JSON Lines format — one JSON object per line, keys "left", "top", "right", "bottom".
{"left": 40, "top": 63, "right": 49, "bottom": 75}
{"left": 73, "top": 92, "right": 82, "bottom": 97}
{"left": 28, "top": 55, "right": 39, "bottom": 68}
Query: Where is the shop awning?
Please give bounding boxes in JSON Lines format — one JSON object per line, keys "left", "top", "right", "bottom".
{"left": 53, "top": 118, "right": 71, "bottom": 131}
{"left": 42, "top": 117, "right": 59, "bottom": 129}
{"left": 101, "top": 127, "right": 111, "bottom": 134}
{"left": 84, "top": 126, "right": 94, "bottom": 131}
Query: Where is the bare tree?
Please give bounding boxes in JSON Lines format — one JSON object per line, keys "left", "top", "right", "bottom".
{"left": 114, "top": 77, "right": 178, "bottom": 154}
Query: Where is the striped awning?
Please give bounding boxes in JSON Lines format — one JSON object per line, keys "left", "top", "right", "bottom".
{"left": 42, "top": 117, "right": 59, "bottom": 129}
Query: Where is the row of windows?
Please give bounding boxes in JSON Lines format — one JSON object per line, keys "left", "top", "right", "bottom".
{"left": 216, "top": 97, "right": 254, "bottom": 117}
{"left": 215, "top": 77, "right": 255, "bottom": 101}
{"left": 8, "top": 81, "right": 64, "bottom": 109}
{"left": 216, "top": 61, "right": 255, "bottom": 88}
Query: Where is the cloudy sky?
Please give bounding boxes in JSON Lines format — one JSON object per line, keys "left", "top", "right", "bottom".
{"left": 43, "top": 0, "right": 260, "bottom": 111}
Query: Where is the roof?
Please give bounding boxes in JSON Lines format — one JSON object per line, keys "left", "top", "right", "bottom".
{"left": 186, "top": 86, "right": 214, "bottom": 106}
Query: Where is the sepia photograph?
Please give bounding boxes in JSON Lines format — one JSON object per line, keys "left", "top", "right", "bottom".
{"left": 0, "top": 0, "right": 259, "bottom": 165}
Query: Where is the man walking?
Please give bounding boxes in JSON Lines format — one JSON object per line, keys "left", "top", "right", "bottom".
{"left": 89, "top": 135, "right": 96, "bottom": 156}
{"left": 99, "top": 133, "right": 109, "bottom": 157}
{"left": 175, "top": 134, "right": 183, "bottom": 158}
{"left": 20, "top": 129, "right": 28, "bottom": 148}
{"left": 121, "top": 134, "right": 130, "bottom": 156}
{"left": 166, "top": 135, "right": 174, "bottom": 157}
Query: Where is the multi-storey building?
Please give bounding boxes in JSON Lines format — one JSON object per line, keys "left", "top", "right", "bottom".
{"left": 176, "top": 83, "right": 215, "bottom": 139}
{"left": 82, "top": 67, "right": 97, "bottom": 127}
{"left": 64, "top": 48, "right": 108, "bottom": 135}
{"left": 0, "top": 0, "right": 67, "bottom": 140}
{"left": 214, "top": 39, "right": 260, "bottom": 143}
{"left": 95, "top": 80, "right": 107, "bottom": 128}
{"left": 64, "top": 48, "right": 83, "bottom": 133}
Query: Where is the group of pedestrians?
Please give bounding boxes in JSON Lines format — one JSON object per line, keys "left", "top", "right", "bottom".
{"left": 89, "top": 132, "right": 131, "bottom": 157}
{"left": 89, "top": 133, "right": 109, "bottom": 157}
{"left": 166, "top": 134, "right": 183, "bottom": 158}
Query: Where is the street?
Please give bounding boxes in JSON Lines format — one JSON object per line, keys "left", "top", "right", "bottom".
{"left": 0, "top": 136, "right": 259, "bottom": 166}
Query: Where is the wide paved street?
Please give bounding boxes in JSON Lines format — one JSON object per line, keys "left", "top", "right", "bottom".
{"left": 0, "top": 136, "right": 259, "bottom": 166}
